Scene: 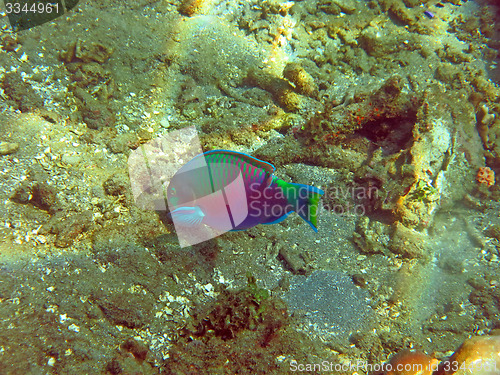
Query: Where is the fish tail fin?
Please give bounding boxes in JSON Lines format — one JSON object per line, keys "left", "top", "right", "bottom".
{"left": 283, "top": 182, "right": 324, "bottom": 232}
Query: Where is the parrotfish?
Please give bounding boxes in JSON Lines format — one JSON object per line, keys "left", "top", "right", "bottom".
{"left": 167, "top": 150, "right": 324, "bottom": 232}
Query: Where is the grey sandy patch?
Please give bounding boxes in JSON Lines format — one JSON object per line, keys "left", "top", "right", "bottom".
{"left": 285, "top": 270, "right": 372, "bottom": 339}
{"left": 172, "top": 15, "right": 262, "bottom": 86}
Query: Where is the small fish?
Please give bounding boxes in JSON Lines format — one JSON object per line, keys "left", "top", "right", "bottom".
{"left": 424, "top": 10, "right": 434, "bottom": 19}
{"left": 167, "top": 150, "right": 324, "bottom": 232}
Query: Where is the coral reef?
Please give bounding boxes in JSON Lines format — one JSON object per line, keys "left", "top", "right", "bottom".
{"left": 245, "top": 66, "right": 318, "bottom": 113}
{"left": 60, "top": 40, "right": 116, "bottom": 129}
{"left": 283, "top": 62, "right": 318, "bottom": 98}
{"left": 476, "top": 166, "right": 495, "bottom": 187}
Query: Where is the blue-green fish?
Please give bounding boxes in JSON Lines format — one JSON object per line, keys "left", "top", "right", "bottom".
{"left": 167, "top": 150, "right": 324, "bottom": 232}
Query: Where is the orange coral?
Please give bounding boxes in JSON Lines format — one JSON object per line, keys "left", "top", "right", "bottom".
{"left": 476, "top": 167, "right": 495, "bottom": 187}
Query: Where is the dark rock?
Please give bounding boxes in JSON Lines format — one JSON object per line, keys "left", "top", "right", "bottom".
{"left": 467, "top": 275, "right": 500, "bottom": 322}
{"left": 40, "top": 210, "right": 93, "bottom": 248}
{"left": 105, "top": 359, "right": 123, "bottom": 374}
{"left": 73, "top": 86, "right": 115, "bottom": 129}
{"left": 60, "top": 40, "right": 113, "bottom": 64}
{"left": 485, "top": 224, "right": 500, "bottom": 241}
{"left": 402, "top": 0, "right": 420, "bottom": 7}
{"left": 351, "top": 273, "right": 367, "bottom": 288}
{"left": 278, "top": 245, "right": 308, "bottom": 275}
{"left": 31, "top": 182, "right": 58, "bottom": 212}
{"left": 0, "top": 34, "right": 19, "bottom": 52}
{"left": 54, "top": 221, "right": 87, "bottom": 248}
{"left": 10, "top": 181, "right": 32, "bottom": 204}
{"left": 92, "top": 293, "right": 149, "bottom": 329}
{"left": 107, "top": 133, "right": 140, "bottom": 154}
{"left": 103, "top": 174, "right": 129, "bottom": 196}
{"left": 318, "top": 1, "right": 341, "bottom": 15}
{"left": 10, "top": 180, "right": 60, "bottom": 213}
{"left": 1, "top": 72, "right": 43, "bottom": 112}
{"left": 120, "top": 338, "right": 149, "bottom": 362}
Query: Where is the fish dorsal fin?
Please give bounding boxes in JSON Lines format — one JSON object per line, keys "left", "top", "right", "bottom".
{"left": 202, "top": 149, "right": 276, "bottom": 175}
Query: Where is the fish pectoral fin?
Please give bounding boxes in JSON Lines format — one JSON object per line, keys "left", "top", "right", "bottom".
{"left": 170, "top": 206, "right": 205, "bottom": 226}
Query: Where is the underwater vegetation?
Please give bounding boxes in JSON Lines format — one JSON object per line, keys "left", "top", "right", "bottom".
{"left": 162, "top": 275, "right": 317, "bottom": 374}
{"left": 180, "top": 275, "right": 276, "bottom": 343}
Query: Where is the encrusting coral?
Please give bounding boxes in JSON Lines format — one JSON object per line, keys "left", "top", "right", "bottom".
{"left": 476, "top": 166, "right": 495, "bottom": 187}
